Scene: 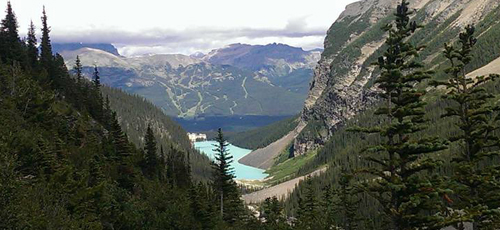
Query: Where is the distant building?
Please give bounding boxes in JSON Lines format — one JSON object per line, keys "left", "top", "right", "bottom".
{"left": 188, "top": 133, "right": 207, "bottom": 144}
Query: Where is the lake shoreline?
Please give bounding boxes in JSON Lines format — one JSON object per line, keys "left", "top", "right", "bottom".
{"left": 194, "top": 141, "right": 269, "bottom": 180}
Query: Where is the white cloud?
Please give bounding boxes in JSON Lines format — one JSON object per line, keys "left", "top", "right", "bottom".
{"left": 5, "top": 0, "right": 359, "bottom": 55}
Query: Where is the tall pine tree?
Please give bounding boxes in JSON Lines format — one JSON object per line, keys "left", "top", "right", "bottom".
{"left": 431, "top": 25, "right": 500, "bottom": 230}
{"left": 40, "top": 6, "right": 52, "bottom": 71}
{"left": 0, "top": 1, "right": 23, "bottom": 66}
{"left": 211, "top": 128, "right": 243, "bottom": 224}
{"left": 73, "top": 55, "right": 82, "bottom": 84}
{"left": 26, "top": 20, "right": 38, "bottom": 70}
{"left": 144, "top": 123, "right": 158, "bottom": 179}
{"left": 350, "top": 1, "right": 449, "bottom": 229}
{"left": 295, "top": 177, "right": 322, "bottom": 230}
{"left": 92, "top": 65, "right": 100, "bottom": 89}
{"left": 334, "top": 171, "right": 361, "bottom": 230}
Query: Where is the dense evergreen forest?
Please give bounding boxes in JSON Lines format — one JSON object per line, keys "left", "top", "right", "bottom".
{"left": 0, "top": 3, "right": 257, "bottom": 229}
{"left": 226, "top": 115, "right": 299, "bottom": 150}
{"left": 2, "top": 1, "right": 500, "bottom": 230}
{"left": 101, "top": 86, "right": 213, "bottom": 180}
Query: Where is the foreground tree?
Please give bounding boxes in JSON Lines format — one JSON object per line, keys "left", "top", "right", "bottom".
{"left": 211, "top": 128, "right": 243, "bottom": 224}
{"left": 40, "top": 6, "right": 52, "bottom": 71}
{"left": 26, "top": 21, "right": 38, "bottom": 70}
{"left": 350, "top": 1, "right": 449, "bottom": 229}
{"left": 0, "top": 1, "right": 23, "bottom": 66}
{"left": 144, "top": 123, "right": 159, "bottom": 179}
{"left": 73, "top": 55, "right": 82, "bottom": 84}
{"left": 431, "top": 25, "right": 500, "bottom": 230}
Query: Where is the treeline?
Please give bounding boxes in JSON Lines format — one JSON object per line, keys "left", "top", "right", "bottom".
{"left": 227, "top": 115, "right": 299, "bottom": 150}
{"left": 0, "top": 2, "right": 259, "bottom": 229}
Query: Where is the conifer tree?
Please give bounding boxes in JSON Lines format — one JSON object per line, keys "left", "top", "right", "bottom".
{"left": 26, "top": 21, "right": 38, "bottom": 70}
{"left": 92, "top": 65, "right": 100, "bottom": 89}
{"left": 261, "top": 196, "right": 289, "bottom": 230}
{"left": 431, "top": 25, "right": 500, "bottom": 230}
{"left": 0, "top": 1, "right": 23, "bottom": 65}
{"left": 295, "top": 177, "right": 322, "bottom": 230}
{"left": 211, "top": 128, "right": 242, "bottom": 223}
{"left": 334, "top": 172, "right": 361, "bottom": 230}
{"left": 144, "top": 123, "right": 158, "bottom": 179}
{"left": 189, "top": 182, "right": 216, "bottom": 230}
{"left": 74, "top": 55, "right": 82, "bottom": 84}
{"left": 321, "top": 185, "right": 337, "bottom": 230}
{"left": 40, "top": 6, "right": 52, "bottom": 71}
{"left": 165, "top": 146, "right": 191, "bottom": 188}
{"left": 158, "top": 145, "right": 167, "bottom": 181}
{"left": 350, "top": 1, "right": 449, "bottom": 229}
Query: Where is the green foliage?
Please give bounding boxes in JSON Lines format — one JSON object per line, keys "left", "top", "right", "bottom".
{"left": 0, "top": 5, "right": 262, "bottom": 230}
{"left": 0, "top": 1, "right": 24, "bottom": 67}
{"left": 101, "top": 86, "right": 213, "bottom": 181}
{"left": 265, "top": 150, "right": 317, "bottom": 185}
{"left": 294, "top": 177, "right": 323, "bottom": 229}
{"left": 227, "top": 115, "right": 299, "bottom": 150}
{"left": 430, "top": 25, "right": 500, "bottom": 229}
{"left": 26, "top": 20, "right": 37, "bottom": 70}
{"left": 260, "top": 196, "right": 291, "bottom": 230}
{"left": 350, "top": 2, "right": 450, "bottom": 228}
{"left": 211, "top": 128, "right": 245, "bottom": 224}
{"left": 143, "top": 123, "right": 159, "bottom": 179}
{"left": 39, "top": 7, "right": 52, "bottom": 72}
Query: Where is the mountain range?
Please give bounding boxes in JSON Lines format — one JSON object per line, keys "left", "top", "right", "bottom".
{"left": 57, "top": 43, "right": 320, "bottom": 121}
{"left": 237, "top": 0, "right": 500, "bottom": 172}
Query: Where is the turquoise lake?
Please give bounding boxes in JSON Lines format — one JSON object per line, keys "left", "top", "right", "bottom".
{"left": 194, "top": 141, "right": 268, "bottom": 180}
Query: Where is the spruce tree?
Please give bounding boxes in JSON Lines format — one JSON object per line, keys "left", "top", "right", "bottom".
{"left": 26, "top": 21, "right": 38, "bottom": 70}
{"left": 211, "top": 128, "right": 242, "bottom": 224}
{"left": 165, "top": 146, "right": 191, "bottom": 188}
{"left": 144, "top": 123, "right": 158, "bottom": 179}
{"left": 261, "top": 196, "right": 289, "bottom": 230}
{"left": 295, "top": 177, "right": 322, "bottom": 230}
{"left": 92, "top": 65, "right": 100, "bottom": 89}
{"left": 321, "top": 185, "right": 337, "bottom": 230}
{"left": 74, "top": 55, "right": 83, "bottom": 84}
{"left": 431, "top": 25, "right": 500, "bottom": 230}
{"left": 89, "top": 65, "right": 103, "bottom": 121}
{"left": 334, "top": 172, "right": 361, "bottom": 230}
{"left": 40, "top": 6, "right": 52, "bottom": 71}
{"left": 0, "top": 1, "right": 23, "bottom": 65}
{"left": 350, "top": 1, "right": 448, "bottom": 229}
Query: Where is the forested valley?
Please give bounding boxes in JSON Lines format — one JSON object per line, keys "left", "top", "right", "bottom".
{"left": 1, "top": 1, "right": 500, "bottom": 230}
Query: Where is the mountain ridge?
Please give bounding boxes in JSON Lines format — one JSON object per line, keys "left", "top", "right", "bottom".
{"left": 59, "top": 43, "right": 320, "bottom": 121}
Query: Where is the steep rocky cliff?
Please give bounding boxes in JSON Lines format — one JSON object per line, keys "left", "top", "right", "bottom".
{"left": 293, "top": 0, "right": 500, "bottom": 156}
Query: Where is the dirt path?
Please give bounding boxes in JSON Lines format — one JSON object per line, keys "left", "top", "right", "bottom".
{"left": 467, "top": 56, "right": 500, "bottom": 78}
{"left": 242, "top": 167, "right": 326, "bottom": 204}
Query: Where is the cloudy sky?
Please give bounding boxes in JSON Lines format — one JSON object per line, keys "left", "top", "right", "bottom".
{"left": 4, "top": 0, "right": 358, "bottom": 56}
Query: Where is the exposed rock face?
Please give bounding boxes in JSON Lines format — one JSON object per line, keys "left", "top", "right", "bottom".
{"left": 293, "top": 0, "right": 500, "bottom": 156}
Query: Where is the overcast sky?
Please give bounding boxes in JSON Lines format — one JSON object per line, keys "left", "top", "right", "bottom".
{"left": 4, "top": 0, "right": 358, "bottom": 56}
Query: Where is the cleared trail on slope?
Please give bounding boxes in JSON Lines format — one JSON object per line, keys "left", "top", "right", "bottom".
{"left": 242, "top": 167, "right": 326, "bottom": 204}
{"left": 239, "top": 121, "right": 306, "bottom": 169}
